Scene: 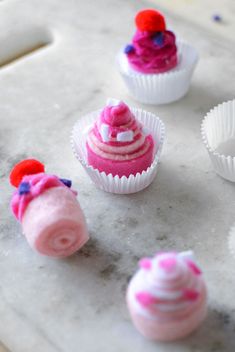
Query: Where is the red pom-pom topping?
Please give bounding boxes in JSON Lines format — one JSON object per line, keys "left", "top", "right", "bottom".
{"left": 9, "top": 159, "right": 45, "bottom": 187}
{"left": 135, "top": 9, "right": 166, "bottom": 32}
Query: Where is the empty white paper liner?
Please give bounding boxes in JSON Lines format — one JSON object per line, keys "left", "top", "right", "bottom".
{"left": 117, "top": 40, "right": 198, "bottom": 105}
{"left": 228, "top": 225, "right": 235, "bottom": 259}
{"left": 201, "top": 100, "right": 235, "bottom": 182}
{"left": 71, "top": 108, "right": 165, "bottom": 194}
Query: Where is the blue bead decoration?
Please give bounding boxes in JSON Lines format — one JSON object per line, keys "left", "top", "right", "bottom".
{"left": 60, "top": 178, "right": 72, "bottom": 188}
{"left": 124, "top": 44, "right": 134, "bottom": 54}
{"left": 153, "top": 32, "right": 164, "bottom": 46}
{"left": 212, "top": 14, "right": 222, "bottom": 22}
{"left": 19, "top": 182, "right": 30, "bottom": 195}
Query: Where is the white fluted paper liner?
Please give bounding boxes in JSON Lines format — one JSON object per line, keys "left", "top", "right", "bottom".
{"left": 201, "top": 100, "right": 235, "bottom": 182}
{"left": 71, "top": 108, "right": 165, "bottom": 194}
{"left": 228, "top": 225, "right": 235, "bottom": 259}
{"left": 117, "top": 40, "right": 198, "bottom": 105}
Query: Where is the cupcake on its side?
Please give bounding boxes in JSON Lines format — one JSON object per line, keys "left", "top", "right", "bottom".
{"left": 10, "top": 159, "right": 89, "bottom": 257}
{"left": 117, "top": 9, "right": 198, "bottom": 105}
{"left": 127, "top": 251, "right": 207, "bottom": 341}
{"left": 86, "top": 99, "right": 154, "bottom": 177}
{"left": 71, "top": 98, "right": 165, "bottom": 194}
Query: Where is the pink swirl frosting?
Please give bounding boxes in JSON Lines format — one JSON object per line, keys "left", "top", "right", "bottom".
{"left": 11, "top": 173, "right": 77, "bottom": 221}
{"left": 126, "top": 30, "right": 177, "bottom": 74}
{"left": 87, "top": 100, "right": 152, "bottom": 162}
{"left": 128, "top": 251, "right": 205, "bottom": 320}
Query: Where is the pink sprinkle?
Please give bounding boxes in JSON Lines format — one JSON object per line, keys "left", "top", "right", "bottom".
{"left": 183, "top": 289, "right": 199, "bottom": 301}
{"left": 135, "top": 292, "right": 157, "bottom": 307}
{"left": 187, "top": 261, "right": 202, "bottom": 275}
{"left": 139, "top": 258, "right": 152, "bottom": 270}
{"left": 159, "top": 257, "right": 177, "bottom": 272}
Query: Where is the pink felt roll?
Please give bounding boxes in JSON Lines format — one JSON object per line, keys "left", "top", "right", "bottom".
{"left": 10, "top": 171, "right": 89, "bottom": 257}
{"left": 21, "top": 187, "right": 89, "bottom": 257}
{"left": 127, "top": 251, "right": 207, "bottom": 341}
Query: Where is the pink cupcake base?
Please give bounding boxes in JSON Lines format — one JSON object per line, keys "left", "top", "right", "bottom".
{"left": 71, "top": 108, "right": 165, "bottom": 194}
{"left": 127, "top": 284, "right": 207, "bottom": 341}
{"left": 86, "top": 135, "right": 154, "bottom": 177}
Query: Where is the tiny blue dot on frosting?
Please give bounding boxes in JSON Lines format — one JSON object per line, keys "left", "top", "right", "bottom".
{"left": 153, "top": 32, "right": 164, "bottom": 46}
{"left": 19, "top": 181, "right": 30, "bottom": 195}
{"left": 124, "top": 44, "right": 134, "bottom": 54}
{"left": 60, "top": 178, "right": 72, "bottom": 188}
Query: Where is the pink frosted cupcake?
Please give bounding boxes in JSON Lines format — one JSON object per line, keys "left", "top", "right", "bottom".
{"left": 117, "top": 9, "right": 199, "bottom": 104}
{"left": 86, "top": 99, "right": 154, "bottom": 178}
{"left": 127, "top": 251, "right": 207, "bottom": 341}
{"left": 10, "top": 159, "right": 89, "bottom": 258}
{"left": 72, "top": 98, "right": 165, "bottom": 194}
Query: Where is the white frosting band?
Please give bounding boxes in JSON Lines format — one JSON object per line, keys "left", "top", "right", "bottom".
{"left": 100, "top": 124, "right": 110, "bottom": 142}
{"left": 142, "top": 127, "right": 150, "bottom": 136}
{"left": 106, "top": 98, "right": 121, "bottom": 107}
{"left": 178, "top": 250, "right": 195, "bottom": 261}
{"left": 117, "top": 130, "right": 134, "bottom": 142}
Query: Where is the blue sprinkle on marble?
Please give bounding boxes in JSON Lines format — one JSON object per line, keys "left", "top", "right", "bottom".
{"left": 19, "top": 182, "right": 30, "bottom": 195}
{"left": 153, "top": 32, "right": 164, "bottom": 46}
{"left": 60, "top": 178, "right": 72, "bottom": 188}
{"left": 212, "top": 14, "right": 222, "bottom": 22}
{"left": 124, "top": 44, "right": 134, "bottom": 54}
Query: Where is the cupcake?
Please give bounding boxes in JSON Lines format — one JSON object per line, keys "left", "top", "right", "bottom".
{"left": 117, "top": 9, "right": 198, "bottom": 105}
{"left": 10, "top": 159, "right": 89, "bottom": 257}
{"left": 71, "top": 98, "right": 165, "bottom": 194}
{"left": 201, "top": 100, "right": 235, "bottom": 182}
{"left": 127, "top": 251, "right": 207, "bottom": 341}
{"left": 86, "top": 99, "right": 154, "bottom": 177}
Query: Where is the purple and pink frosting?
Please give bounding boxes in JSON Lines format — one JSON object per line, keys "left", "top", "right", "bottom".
{"left": 125, "top": 10, "right": 178, "bottom": 74}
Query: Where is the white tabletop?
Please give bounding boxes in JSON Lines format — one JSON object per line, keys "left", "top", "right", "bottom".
{"left": 0, "top": 0, "right": 235, "bottom": 351}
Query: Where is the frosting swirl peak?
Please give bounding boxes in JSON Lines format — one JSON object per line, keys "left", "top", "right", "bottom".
{"left": 102, "top": 101, "right": 131, "bottom": 127}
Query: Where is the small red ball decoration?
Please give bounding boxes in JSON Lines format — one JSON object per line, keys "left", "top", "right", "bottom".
{"left": 10, "top": 159, "right": 45, "bottom": 187}
{"left": 135, "top": 9, "right": 166, "bottom": 32}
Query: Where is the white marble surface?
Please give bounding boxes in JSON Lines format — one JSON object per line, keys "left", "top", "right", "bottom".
{"left": 0, "top": 0, "right": 235, "bottom": 351}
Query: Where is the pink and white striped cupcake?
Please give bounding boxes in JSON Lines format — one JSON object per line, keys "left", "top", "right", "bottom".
{"left": 127, "top": 251, "right": 207, "bottom": 341}
{"left": 86, "top": 99, "right": 154, "bottom": 177}
{"left": 71, "top": 99, "right": 165, "bottom": 194}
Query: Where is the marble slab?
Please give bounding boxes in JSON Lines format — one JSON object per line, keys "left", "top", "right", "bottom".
{"left": 0, "top": 0, "right": 235, "bottom": 351}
